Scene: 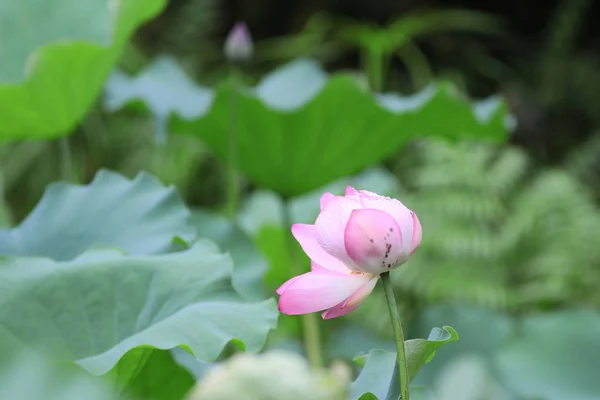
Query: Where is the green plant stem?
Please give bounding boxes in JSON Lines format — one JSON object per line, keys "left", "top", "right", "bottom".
{"left": 226, "top": 68, "right": 240, "bottom": 218}
{"left": 300, "top": 304, "right": 322, "bottom": 369}
{"left": 381, "top": 272, "right": 410, "bottom": 400}
{"left": 281, "top": 197, "right": 323, "bottom": 368}
{"left": 367, "top": 48, "right": 384, "bottom": 92}
{"left": 397, "top": 40, "right": 433, "bottom": 91}
{"left": 59, "top": 136, "right": 74, "bottom": 182}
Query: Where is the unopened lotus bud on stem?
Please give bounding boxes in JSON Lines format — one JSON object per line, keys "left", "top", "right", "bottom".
{"left": 224, "top": 22, "right": 253, "bottom": 62}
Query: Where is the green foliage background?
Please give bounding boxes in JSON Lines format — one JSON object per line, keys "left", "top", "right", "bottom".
{"left": 3, "top": 0, "right": 600, "bottom": 399}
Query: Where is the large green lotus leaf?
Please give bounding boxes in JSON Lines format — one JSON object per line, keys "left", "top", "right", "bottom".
{"left": 0, "top": 169, "right": 196, "bottom": 260}
{"left": 104, "top": 58, "right": 508, "bottom": 196}
{"left": 0, "top": 0, "right": 166, "bottom": 141}
{"left": 494, "top": 309, "right": 600, "bottom": 400}
{"left": 190, "top": 209, "right": 267, "bottom": 301}
{"left": 0, "top": 241, "right": 278, "bottom": 376}
{"left": 172, "top": 59, "right": 508, "bottom": 196}
{"left": 351, "top": 326, "right": 458, "bottom": 400}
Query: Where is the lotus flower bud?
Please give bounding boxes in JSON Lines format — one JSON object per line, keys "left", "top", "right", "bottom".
{"left": 224, "top": 22, "right": 253, "bottom": 62}
{"left": 277, "top": 186, "right": 422, "bottom": 319}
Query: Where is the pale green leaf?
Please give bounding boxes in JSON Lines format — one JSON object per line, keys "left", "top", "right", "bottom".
{"left": 0, "top": 169, "right": 196, "bottom": 260}
{"left": 190, "top": 208, "right": 268, "bottom": 301}
{"left": 351, "top": 349, "right": 397, "bottom": 400}
{"left": 0, "top": 240, "right": 278, "bottom": 376}
{"left": 0, "top": 342, "right": 116, "bottom": 400}
{"left": 494, "top": 310, "right": 600, "bottom": 400}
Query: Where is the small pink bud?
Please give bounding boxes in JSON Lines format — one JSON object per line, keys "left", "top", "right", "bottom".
{"left": 224, "top": 22, "right": 253, "bottom": 62}
{"left": 276, "top": 187, "right": 422, "bottom": 319}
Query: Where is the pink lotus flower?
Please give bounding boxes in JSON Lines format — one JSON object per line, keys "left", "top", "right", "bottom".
{"left": 277, "top": 187, "right": 422, "bottom": 319}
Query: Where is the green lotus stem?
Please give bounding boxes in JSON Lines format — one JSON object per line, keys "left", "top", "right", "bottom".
{"left": 59, "top": 136, "right": 75, "bottom": 182}
{"left": 300, "top": 306, "right": 322, "bottom": 369}
{"left": 397, "top": 40, "right": 433, "bottom": 91}
{"left": 281, "top": 197, "right": 323, "bottom": 368}
{"left": 381, "top": 272, "right": 410, "bottom": 400}
{"left": 226, "top": 69, "right": 241, "bottom": 218}
{"left": 367, "top": 48, "right": 384, "bottom": 92}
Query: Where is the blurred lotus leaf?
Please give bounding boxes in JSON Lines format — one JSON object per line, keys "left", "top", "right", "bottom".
{"left": 0, "top": 349, "right": 116, "bottom": 400}
{"left": 405, "top": 306, "right": 600, "bottom": 400}
{"left": 190, "top": 208, "right": 268, "bottom": 301}
{"left": 187, "top": 350, "right": 349, "bottom": 400}
{"left": 432, "top": 354, "right": 510, "bottom": 400}
{"left": 0, "top": 170, "right": 278, "bottom": 391}
{"left": 104, "top": 56, "right": 214, "bottom": 144}
{"left": 0, "top": 169, "right": 196, "bottom": 260}
{"left": 105, "top": 57, "right": 508, "bottom": 196}
{"left": 0, "top": 241, "right": 278, "bottom": 376}
{"left": 0, "top": 0, "right": 167, "bottom": 141}
{"left": 494, "top": 309, "right": 600, "bottom": 399}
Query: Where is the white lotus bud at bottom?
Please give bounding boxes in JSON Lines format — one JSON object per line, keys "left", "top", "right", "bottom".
{"left": 186, "top": 350, "right": 349, "bottom": 400}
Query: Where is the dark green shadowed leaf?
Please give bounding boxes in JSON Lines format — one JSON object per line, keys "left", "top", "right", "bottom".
{"left": 0, "top": 0, "right": 167, "bottom": 141}
{"left": 0, "top": 169, "right": 196, "bottom": 260}
{"left": 110, "top": 348, "right": 195, "bottom": 400}
{"left": 0, "top": 240, "right": 278, "bottom": 376}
